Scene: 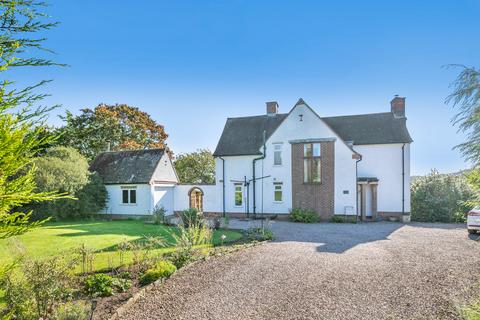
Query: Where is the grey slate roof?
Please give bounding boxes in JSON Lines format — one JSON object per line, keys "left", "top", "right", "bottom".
{"left": 213, "top": 111, "right": 412, "bottom": 157}
{"left": 323, "top": 112, "right": 413, "bottom": 145}
{"left": 213, "top": 114, "right": 289, "bottom": 156}
{"left": 90, "top": 149, "right": 165, "bottom": 184}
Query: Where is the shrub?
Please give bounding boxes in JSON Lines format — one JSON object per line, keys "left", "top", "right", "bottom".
{"left": 329, "top": 215, "right": 345, "bottom": 223}
{"left": 246, "top": 227, "right": 274, "bottom": 241}
{"left": 52, "top": 301, "right": 90, "bottom": 320}
{"left": 31, "top": 147, "right": 108, "bottom": 220}
{"left": 411, "top": 170, "right": 475, "bottom": 222}
{"left": 180, "top": 208, "right": 203, "bottom": 228}
{"left": 289, "top": 208, "right": 319, "bottom": 223}
{"left": 169, "top": 223, "right": 212, "bottom": 268}
{"left": 151, "top": 205, "right": 166, "bottom": 225}
{"left": 0, "top": 256, "right": 76, "bottom": 319}
{"left": 0, "top": 272, "right": 36, "bottom": 319}
{"left": 140, "top": 261, "right": 177, "bottom": 285}
{"left": 84, "top": 273, "right": 114, "bottom": 297}
{"left": 459, "top": 298, "right": 480, "bottom": 320}
{"left": 168, "top": 248, "right": 193, "bottom": 269}
{"left": 112, "top": 277, "right": 132, "bottom": 292}
{"left": 329, "top": 215, "right": 357, "bottom": 223}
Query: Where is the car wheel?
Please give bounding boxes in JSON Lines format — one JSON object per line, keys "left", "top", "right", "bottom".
{"left": 468, "top": 229, "right": 477, "bottom": 234}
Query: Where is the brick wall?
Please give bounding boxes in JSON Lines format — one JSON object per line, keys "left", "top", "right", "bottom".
{"left": 291, "top": 142, "right": 335, "bottom": 219}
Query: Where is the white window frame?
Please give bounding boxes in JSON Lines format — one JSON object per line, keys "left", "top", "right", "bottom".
{"left": 121, "top": 186, "right": 137, "bottom": 205}
{"left": 234, "top": 183, "right": 243, "bottom": 207}
{"left": 273, "top": 143, "right": 283, "bottom": 166}
{"left": 273, "top": 182, "right": 283, "bottom": 202}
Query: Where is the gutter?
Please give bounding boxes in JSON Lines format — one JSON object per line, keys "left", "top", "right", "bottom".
{"left": 355, "top": 155, "right": 363, "bottom": 222}
{"left": 252, "top": 131, "right": 266, "bottom": 219}
{"left": 401, "top": 143, "right": 405, "bottom": 215}
{"left": 219, "top": 156, "right": 226, "bottom": 218}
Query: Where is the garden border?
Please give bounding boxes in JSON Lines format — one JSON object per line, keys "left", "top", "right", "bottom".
{"left": 106, "top": 241, "right": 266, "bottom": 320}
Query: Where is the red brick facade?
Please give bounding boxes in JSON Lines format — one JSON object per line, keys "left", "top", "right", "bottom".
{"left": 291, "top": 142, "right": 335, "bottom": 220}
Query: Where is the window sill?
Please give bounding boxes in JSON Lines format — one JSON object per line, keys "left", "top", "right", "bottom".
{"left": 273, "top": 201, "right": 284, "bottom": 204}
{"left": 120, "top": 203, "right": 138, "bottom": 206}
{"left": 273, "top": 164, "right": 283, "bottom": 167}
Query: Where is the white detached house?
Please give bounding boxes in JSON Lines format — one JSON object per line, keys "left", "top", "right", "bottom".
{"left": 92, "top": 97, "right": 412, "bottom": 222}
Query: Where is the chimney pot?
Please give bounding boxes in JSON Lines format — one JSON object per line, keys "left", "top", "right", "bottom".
{"left": 390, "top": 96, "right": 406, "bottom": 118}
{"left": 266, "top": 101, "right": 279, "bottom": 116}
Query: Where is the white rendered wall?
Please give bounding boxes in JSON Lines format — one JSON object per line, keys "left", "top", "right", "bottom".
{"left": 214, "top": 103, "right": 358, "bottom": 216}
{"left": 260, "top": 103, "right": 358, "bottom": 215}
{"left": 101, "top": 184, "right": 153, "bottom": 215}
{"left": 214, "top": 155, "right": 257, "bottom": 214}
{"left": 152, "top": 185, "right": 175, "bottom": 215}
{"left": 355, "top": 143, "right": 411, "bottom": 213}
{"left": 174, "top": 184, "right": 221, "bottom": 213}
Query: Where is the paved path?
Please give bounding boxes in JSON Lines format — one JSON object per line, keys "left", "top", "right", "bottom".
{"left": 120, "top": 222, "right": 480, "bottom": 320}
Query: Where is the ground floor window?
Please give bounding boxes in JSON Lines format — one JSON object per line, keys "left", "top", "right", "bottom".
{"left": 234, "top": 183, "right": 243, "bottom": 206}
{"left": 274, "top": 183, "right": 283, "bottom": 202}
{"left": 121, "top": 187, "right": 137, "bottom": 204}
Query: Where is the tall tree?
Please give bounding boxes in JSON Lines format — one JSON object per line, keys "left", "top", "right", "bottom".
{"left": 446, "top": 65, "right": 480, "bottom": 164}
{"left": 0, "top": 0, "right": 65, "bottom": 239}
{"left": 56, "top": 104, "right": 169, "bottom": 160}
{"left": 174, "top": 149, "right": 215, "bottom": 184}
{"left": 32, "top": 147, "right": 107, "bottom": 220}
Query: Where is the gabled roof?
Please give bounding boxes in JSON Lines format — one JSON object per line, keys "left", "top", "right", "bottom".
{"left": 213, "top": 113, "right": 289, "bottom": 156}
{"left": 213, "top": 102, "right": 413, "bottom": 157}
{"left": 90, "top": 149, "right": 165, "bottom": 184}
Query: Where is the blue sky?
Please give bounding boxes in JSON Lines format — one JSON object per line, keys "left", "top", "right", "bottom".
{"left": 14, "top": 0, "right": 480, "bottom": 175}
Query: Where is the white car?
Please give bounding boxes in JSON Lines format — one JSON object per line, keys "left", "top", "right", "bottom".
{"left": 467, "top": 206, "right": 480, "bottom": 234}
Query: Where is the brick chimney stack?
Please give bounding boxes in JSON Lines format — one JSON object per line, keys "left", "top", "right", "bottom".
{"left": 390, "top": 95, "right": 406, "bottom": 118}
{"left": 266, "top": 101, "right": 279, "bottom": 116}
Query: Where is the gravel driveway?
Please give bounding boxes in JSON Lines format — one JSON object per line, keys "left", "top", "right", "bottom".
{"left": 119, "top": 222, "right": 480, "bottom": 320}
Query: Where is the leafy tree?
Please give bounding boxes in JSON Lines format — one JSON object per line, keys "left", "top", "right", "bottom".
{"left": 56, "top": 104, "right": 169, "bottom": 160}
{"left": 0, "top": 0, "right": 66, "bottom": 239}
{"left": 174, "top": 149, "right": 215, "bottom": 184}
{"left": 411, "top": 170, "right": 474, "bottom": 222}
{"left": 32, "top": 147, "right": 108, "bottom": 219}
{"left": 446, "top": 65, "right": 480, "bottom": 164}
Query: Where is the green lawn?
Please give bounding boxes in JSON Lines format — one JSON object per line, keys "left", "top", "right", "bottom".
{"left": 0, "top": 220, "right": 242, "bottom": 271}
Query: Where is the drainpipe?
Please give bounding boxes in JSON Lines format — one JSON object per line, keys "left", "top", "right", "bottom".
{"left": 219, "top": 156, "right": 226, "bottom": 218}
{"left": 355, "top": 155, "right": 363, "bottom": 223}
{"left": 401, "top": 143, "right": 405, "bottom": 215}
{"left": 252, "top": 131, "right": 266, "bottom": 219}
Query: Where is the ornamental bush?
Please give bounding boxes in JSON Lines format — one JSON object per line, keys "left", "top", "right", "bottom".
{"left": 245, "top": 227, "right": 274, "bottom": 241}
{"left": 0, "top": 256, "right": 76, "bottom": 319}
{"left": 52, "top": 301, "right": 90, "bottom": 320}
{"left": 289, "top": 208, "right": 319, "bottom": 223}
{"left": 84, "top": 273, "right": 114, "bottom": 297}
{"left": 180, "top": 208, "right": 203, "bottom": 228}
{"left": 411, "top": 170, "right": 475, "bottom": 223}
{"left": 140, "top": 261, "right": 177, "bottom": 285}
{"left": 84, "top": 273, "right": 131, "bottom": 297}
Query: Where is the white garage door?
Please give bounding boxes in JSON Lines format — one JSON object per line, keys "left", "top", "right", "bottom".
{"left": 154, "top": 186, "right": 174, "bottom": 215}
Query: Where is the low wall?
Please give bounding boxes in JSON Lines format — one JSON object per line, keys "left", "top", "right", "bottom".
{"left": 173, "top": 184, "right": 222, "bottom": 212}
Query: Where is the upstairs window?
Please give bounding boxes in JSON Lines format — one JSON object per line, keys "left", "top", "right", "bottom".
{"left": 273, "top": 143, "right": 282, "bottom": 165}
{"left": 304, "top": 143, "right": 321, "bottom": 183}
{"left": 234, "top": 183, "right": 243, "bottom": 206}
{"left": 274, "top": 183, "right": 283, "bottom": 202}
{"left": 121, "top": 187, "right": 137, "bottom": 204}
